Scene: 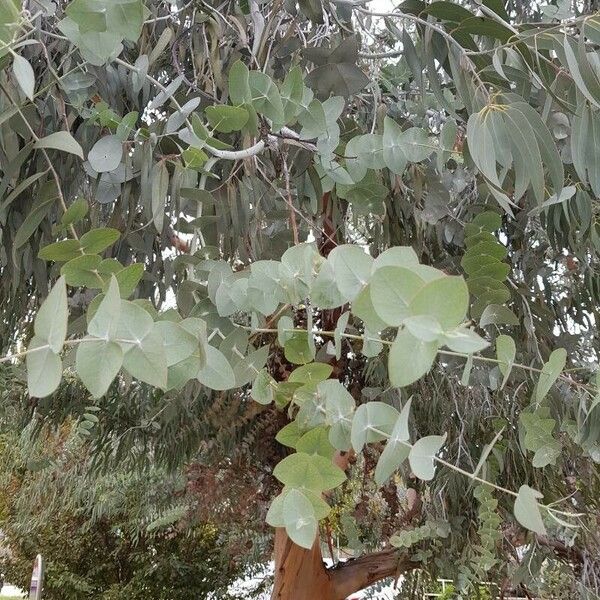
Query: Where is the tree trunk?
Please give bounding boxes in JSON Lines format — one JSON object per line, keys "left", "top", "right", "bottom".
{"left": 271, "top": 528, "right": 336, "bottom": 600}
{"left": 271, "top": 528, "right": 416, "bottom": 600}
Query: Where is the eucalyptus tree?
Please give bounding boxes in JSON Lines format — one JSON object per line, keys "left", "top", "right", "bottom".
{"left": 1, "top": 0, "right": 600, "bottom": 598}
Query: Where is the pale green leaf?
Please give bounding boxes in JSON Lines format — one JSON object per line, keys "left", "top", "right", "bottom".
{"left": 536, "top": 348, "right": 567, "bottom": 403}
{"left": 153, "top": 321, "right": 198, "bottom": 367}
{"left": 374, "top": 397, "right": 412, "bottom": 485}
{"left": 35, "top": 131, "right": 84, "bottom": 159}
{"left": 88, "top": 135, "right": 122, "bottom": 172}
{"left": 76, "top": 339, "right": 123, "bottom": 398}
{"left": 12, "top": 54, "right": 35, "bottom": 101}
{"left": 273, "top": 452, "right": 345, "bottom": 491}
{"left": 26, "top": 336, "right": 62, "bottom": 398}
{"left": 88, "top": 276, "right": 121, "bottom": 339}
{"left": 289, "top": 363, "right": 333, "bottom": 385}
{"left": 514, "top": 485, "right": 546, "bottom": 536}
{"left": 38, "top": 239, "right": 82, "bottom": 262}
{"left": 369, "top": 266, "right": 424, "bottom": 327}
{"left": 34, "top": 276, "right": 68, "bottom": 353}
{"left": 408, "top": 434, "right": 446, "bottom": 481}
{"left": 151, "top": 161, "right": 169, "bottom": 232}
{"left": 382, "top": 116, "right": 407, "bottom": 174}
{"left": 122, "top": 326, "right": 167, "bottom": 388}
{"left": 442, "top": 327, "right": 489, "bottom": 353}
{"left": 351, "top": 401, "right": 399, "bottom": 453}
{"left": 196, "top": 346, "right": 236, "bottom": 391}
{"left": 496, "top": 334, "right": 516, "bottom": 388}
{"left": 389, "top": 329, "right": 438, "bottom": 388}
{"left": 408, "top": 275, "right": 469, "bottom": 330}
{"left": 296, "top": 426, "right": 335, "bottom": 459}
{"left": 328, "top": 245, "right": 373, "bottom": 302}
{"left": 233, "top": 345, "right": 270, "bottom": 387}
{"left": 206, "top": 105, "right": 249, "bottom": 133}
{"left": 252, "top": 368, "right": 277, "bottom": 405}
{"left": 282, "top": 489, "right": 318, "bottom": 550}
{"left": 80, "top": 227, "right": 120, "bottom": 253}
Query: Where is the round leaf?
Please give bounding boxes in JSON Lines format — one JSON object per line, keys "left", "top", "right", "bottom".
{"left": 88, "top": 135, "right": 123, "bottom": 172}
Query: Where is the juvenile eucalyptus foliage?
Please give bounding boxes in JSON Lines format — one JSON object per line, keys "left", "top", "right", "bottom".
{"left": 1, "top": 0, "right": 600, "bottom": 596}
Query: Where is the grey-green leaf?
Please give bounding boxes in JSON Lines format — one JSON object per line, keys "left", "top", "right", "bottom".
{"left": 26, "top": 336, "right": 62, "bottom": 398}
{"left": 282, "top": 489, "right": 318, "bottom": 550}
{"left": 34, "top": 276, "right": 68, "bottom": 353}
{"left": 408, "top": 434, "right": 446, "bottom": 481}
{"left": 389, "top": 329, "right": 438, "bottom": 388}
{"left": 88, "top": 276, "right": 121, "bottom": 340}
{"left": 514, "top": 485, "right": 546, "bottom": 536}
{"left": 88, "top": 135, "right": 122, "bottom": 172}
{"left": 35, "top": 131, "right": 84, "bottom": 159}
{"left": 13, "top": 54, "right": 35, "bottom": 100}
{"left": 76, "top": 339, "right": 123, "bottom": 398}
{"left": 536, "top": 348, "right": 567, "bottom": 403}
{"left": 196, "top": 346, "right": 236, "bottom": 391}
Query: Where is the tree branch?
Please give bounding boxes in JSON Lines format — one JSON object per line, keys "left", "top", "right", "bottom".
{"left": 328, "top": 549, "right": 417, "bottom": 599}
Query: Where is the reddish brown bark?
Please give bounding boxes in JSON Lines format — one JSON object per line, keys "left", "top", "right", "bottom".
{"left": 271, "top": 529, "right": 336, "bottom": 600}
{"left": 271, "top": 529, "right": 416, "bottom": 600}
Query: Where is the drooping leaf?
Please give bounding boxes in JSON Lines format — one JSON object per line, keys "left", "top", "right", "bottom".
{"left": 408, "top": 434, "right": 446, "bottom": 481}
{"left": 34, "top": 276, "right": 68, "bottom": 353}
{"left": 151, "top": 161, "right": 169, "bottom": 232}
{"left": 351, "top": 401, "right": 399, "bottom": 453}
{"left": 252, "top": 368, "right": 277, "bottom": 405}
{"left": 196, "top": 346, "right": 236, "bottom": 391}
{"left": 375, "top": 398, "right": 413, "bottom": 485}
{"left": 389, "top": 329, "right": 438, "bottom": 388}
{"left": 496, "top": 334, "right": 516, "bottom": 387}
{"left": 76, "top": 339, "right": 123, "bottom": 398}
{"left": 12, "top": 54, "right": 35, "bottom": 101}
{"left": 26, "top": 336, "right": 63, "bottom": 398}
{"left": 536, "top": 348, "right": 567, "bottom": 403}
{"left": 35, "top": 131, "right": 84, "bottom": 159}
{"left": 282, "top": 489, "right": 318, "bottom": 549}
{"left": 514, "top": 485, "right": 546, "bottom": 536}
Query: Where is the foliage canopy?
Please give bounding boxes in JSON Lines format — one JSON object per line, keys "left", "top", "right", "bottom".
{"left": 1, "top": 0, "right": 600, "bottom": 597}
